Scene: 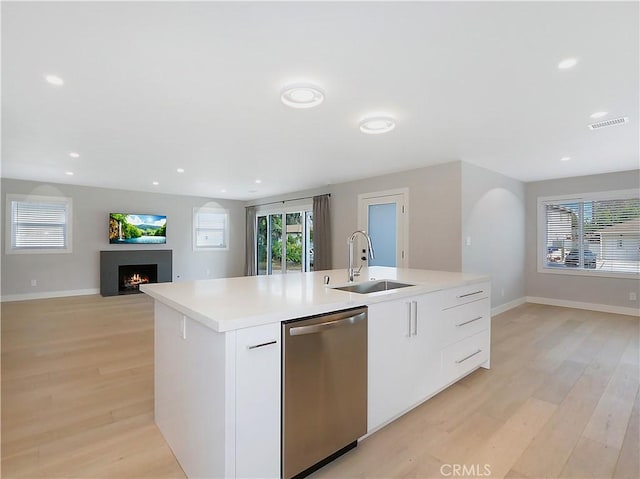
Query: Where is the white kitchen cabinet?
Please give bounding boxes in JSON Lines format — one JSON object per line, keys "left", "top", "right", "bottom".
{"left": 439, "top": 297, "right": 490, "bottom": 347}
{"left": 440, "top": 281, "right": 490, "bottom": 309}
{"left": 155, "top": 302, "right": 280, "bottom": 479}
{"left": 235, "top": 323, "right": 281, "bottom": 479}
{"left": 440, "top": 329, "right": 490, "bottom": 383}
{"left": 367, "top": 293, "right": 439, "bottom": 432}
{"left": 147, "top": 269, "right": 492, "bottom": 479}
{"left": 437, "top": 281, "right": 491, "bottom": 388}
{"left": 155, "top": 302, "right": 233, "bottom": 479}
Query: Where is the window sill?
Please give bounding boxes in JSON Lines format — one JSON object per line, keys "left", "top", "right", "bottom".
{"left": 537, "top": 265, "right": 639, "bottom": 280}
{"left": 193, "top": 247, "right": 229, "bottom": 252}
{"left": 6, "top": 248, "right": 72, "bottom": 255}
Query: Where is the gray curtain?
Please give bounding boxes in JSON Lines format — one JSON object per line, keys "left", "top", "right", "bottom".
{"left": 245, "top": 206, "right": 257, "bottom": 276}
{"left": 312, "top": 194, "right": 332, "bottom": 271}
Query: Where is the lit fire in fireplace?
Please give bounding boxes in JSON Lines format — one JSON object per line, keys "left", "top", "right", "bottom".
{"left": 124, "top": 273, "right": 150, "bottom": 288}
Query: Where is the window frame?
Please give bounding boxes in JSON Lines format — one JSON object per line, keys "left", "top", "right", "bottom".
{"left": 6, "top": 194, "right": 73, "bottom": 255}
{"left": 537, "top": 189, "right": 640, "bottom": 279}
{"left": 192, "top": 206, "right": 229, "bottom": 251}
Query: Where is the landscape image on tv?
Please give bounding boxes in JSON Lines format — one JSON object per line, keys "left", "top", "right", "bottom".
{"left": 109, "top": 213, "right": 167, "bottom": 244}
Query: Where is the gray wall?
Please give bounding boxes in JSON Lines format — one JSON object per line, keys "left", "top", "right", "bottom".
{"left": 461, "top": 162, "right": 526, "bottom": 309}
{"left": 248, "top": 161, "right": 463, "bottom": 272}
{"left": 525, "top": 170, "right": 640, "bottom": 308}
{"left": 330, "top": 161, "right": 462, "bottom": 271}
{"left": 1, "top": 178, "right": 245, "bottom": 299}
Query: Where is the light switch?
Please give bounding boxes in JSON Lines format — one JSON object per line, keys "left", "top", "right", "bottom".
{"left": 466, "top": 236, "right": 472, "bottom": 246}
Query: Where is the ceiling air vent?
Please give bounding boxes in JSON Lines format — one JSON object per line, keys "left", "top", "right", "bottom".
{"left": 588, "top": 117, "right": 629, "bottom": 130}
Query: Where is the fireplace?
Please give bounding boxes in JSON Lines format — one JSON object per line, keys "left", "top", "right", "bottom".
{"left": 119, "top": 264, "right": 158, "bottom": 294}
{"left": 100, "top": 250, "right": 172, "bottom": 297}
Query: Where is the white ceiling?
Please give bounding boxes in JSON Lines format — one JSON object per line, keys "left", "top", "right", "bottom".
{"left": 2, "top": 1, "right": 638, "bottom": 201}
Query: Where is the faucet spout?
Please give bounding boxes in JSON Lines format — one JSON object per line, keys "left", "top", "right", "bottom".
{"left": 348, "top": 231, "right": 375, "bottom": 282}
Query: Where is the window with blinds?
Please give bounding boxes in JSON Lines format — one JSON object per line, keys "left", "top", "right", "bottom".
{"left": 8, "top": 195, "right": 72, "bottom": 253}
{"left": 193, "top": 207, "right": 228, "bottom": 250}
{"left": 539, "top": 190, "right": 640, "bottom": 275}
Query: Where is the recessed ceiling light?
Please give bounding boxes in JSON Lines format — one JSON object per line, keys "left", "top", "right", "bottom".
{"left": 221, "top": 189, "right": 227, "bottom": 193}
{"left": 359, "top": 117, "right": 396, "bottom": 134}
{"left": 69, "top": 152, "right": 80, "bottom": 158}
{"left": 281, "top": 84, "right": 324, "bottom": 109}
{"left": 557, "top": 58, "right": 578, "bottom": 70}
{"left": 176, "top": 168, "right": 185, "bottom": 173}
{"left": 45, "top": 74, "right": 64, "bottom": 86}
{"left": 152, "top": 181, "right": 159, "bottom": 186}
{"left": 560, "top": 157, "right": 572, "bottom": 162}
{"left": 590, "top": 111, "right": 608, "bottom": 119}
{"left": 65, "top": 171, "right": 74, "bottom": 176}
{"left": 255, "top": 179, "right": 262, "bottom": 184}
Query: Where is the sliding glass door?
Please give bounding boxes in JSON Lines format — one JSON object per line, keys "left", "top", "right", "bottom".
{"left": 257, "top": 209, "right": 314, "bottom": 275}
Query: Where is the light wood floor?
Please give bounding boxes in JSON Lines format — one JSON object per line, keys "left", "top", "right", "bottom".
{"left": 1, "top": 295, "right": 639, "bottom": 479}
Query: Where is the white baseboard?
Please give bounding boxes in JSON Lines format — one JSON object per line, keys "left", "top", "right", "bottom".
{"left": 491, "top": 297, "right": 527, "bottom": 316}
{"left": 1, "top": 288, "right": 100, "bottom": 303}
{"left": 526, "top": 296, "right": 640, "bottom": 317}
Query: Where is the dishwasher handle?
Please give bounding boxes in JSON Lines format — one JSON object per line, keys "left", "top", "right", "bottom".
{"left": 289, "top": 311, "right": 366, "bottom": 336}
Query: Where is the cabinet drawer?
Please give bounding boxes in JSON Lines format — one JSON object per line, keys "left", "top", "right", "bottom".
{"left": 440, "top": 298, "right": 490, "bottom": 347}
{"left": 441, "top": 282, "right": 489, "bottom": 308}
{"left": 441, "top": 329, "right": 490, "bottom": 385}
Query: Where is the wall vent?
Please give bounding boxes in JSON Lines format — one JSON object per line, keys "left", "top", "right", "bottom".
{"left": 588, "top": 117, "right": 629, "bottom": 130}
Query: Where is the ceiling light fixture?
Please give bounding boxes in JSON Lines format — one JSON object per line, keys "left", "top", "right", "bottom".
{"left": 176, "top": 168, "right": 185, "bottom": 173}
{"left": 65, "top": 171, "right": 74, "bottom": 176}
{"left": 255, "top": 179, "right": 262, "bottom": 184}
{"left": 69, "top": 152, "right": 80, "bottom": 158}
{"left": 152, "top": 181, "right": 159, "bottom": 186}
{"left": 281, "top": 84, "right": 324, "bottom": 109}
{"left": 221, "top": 189, "right": 227, "bottom": 193}
{"left": 359, "top": 117, "right": 396, "bottom": 135}
{"left": 560, "top": 157, "right": 572, "bottom": 162}
{"left": 45, "top": 74, "right": 64, "bottom": 86}
{"left": 590, "top": 111, "right": 608, "bottom": 119}
{"left": 557, "top": 58, "right": 578, "bottom": 70}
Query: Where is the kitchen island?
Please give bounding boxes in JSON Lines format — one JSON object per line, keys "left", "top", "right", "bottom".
{"left": 141, "top": 267, "right": 491, "bottom": 479}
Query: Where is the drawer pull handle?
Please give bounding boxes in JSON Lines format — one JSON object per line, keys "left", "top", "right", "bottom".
{"left": 455, "top": 349, "right": 482, "bottom": 364}
{"left": 456, "top": 316, "right": 483, "bottom": 327}
{"left": 247, "top": 340, "right": 277, "bottom": 350}
{"left": 457, "top": 290, "right": 483, "bottom": 299}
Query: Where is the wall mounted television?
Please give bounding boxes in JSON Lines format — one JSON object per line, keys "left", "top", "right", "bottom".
{"left": 109, "top": 213, "right": 167, "bottom": 244}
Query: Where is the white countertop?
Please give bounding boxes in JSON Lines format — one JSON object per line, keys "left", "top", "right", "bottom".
{"left": 140, "top": 267, "right": 489, "bottom": 332}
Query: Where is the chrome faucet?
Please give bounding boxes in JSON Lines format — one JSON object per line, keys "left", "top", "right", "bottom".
{"left": 348, "top": 231, "right": 375, "bottom": 282}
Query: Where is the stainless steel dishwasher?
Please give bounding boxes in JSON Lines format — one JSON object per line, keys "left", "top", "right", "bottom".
{"left": 282, "top": 306, "right": 367, "bottom": 479}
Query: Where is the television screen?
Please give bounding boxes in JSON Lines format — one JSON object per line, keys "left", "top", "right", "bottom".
{"left": 109, "top": 213, "right": 167, "bottom": 244}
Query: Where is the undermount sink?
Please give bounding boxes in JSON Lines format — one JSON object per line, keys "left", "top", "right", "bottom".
{"left": 332, "top": 280, "right": 415, "bottom": 294}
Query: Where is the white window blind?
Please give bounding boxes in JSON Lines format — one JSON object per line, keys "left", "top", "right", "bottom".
{"left": 8, "top": 195, "right": 72, "bottom": 253}
{"left": 193, "top": 207, "right": 228, "bottom": 250}
{"left": 541, "top": 191, "right": 640, "bottom": 275}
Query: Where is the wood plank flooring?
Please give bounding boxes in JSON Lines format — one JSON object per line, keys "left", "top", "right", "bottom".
{"left": 1, "top": 295, "right": 638, "bottom": 478}
{"left": 1, "top": 294, "right": 185, "bottom": 479}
